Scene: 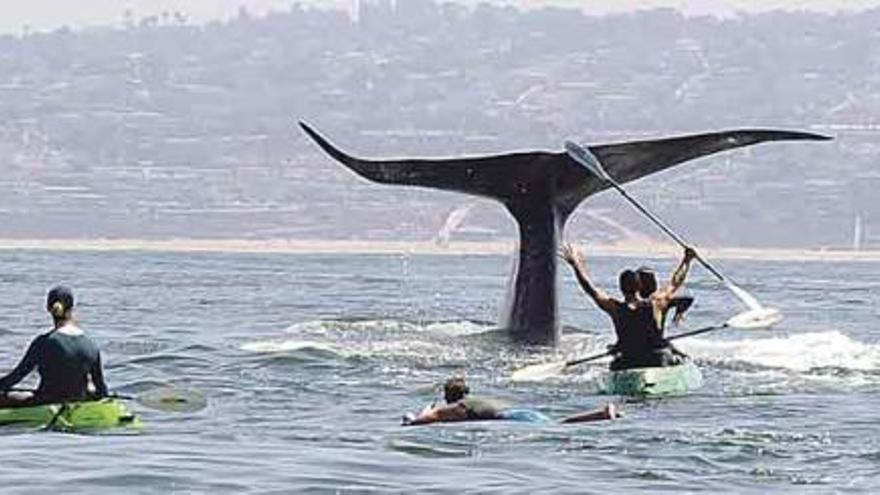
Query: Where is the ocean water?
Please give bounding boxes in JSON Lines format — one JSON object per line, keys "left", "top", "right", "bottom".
{"left": 0, "top": 249, "right": 877, "bottom": 493}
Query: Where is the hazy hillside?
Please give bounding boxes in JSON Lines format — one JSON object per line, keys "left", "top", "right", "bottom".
{"left": 0, "top": 2, "right": 877, "bottom": 248}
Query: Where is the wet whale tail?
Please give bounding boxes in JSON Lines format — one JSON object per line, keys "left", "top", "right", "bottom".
{"left": 300, "top": 121, "right": 829, "bottom": 345}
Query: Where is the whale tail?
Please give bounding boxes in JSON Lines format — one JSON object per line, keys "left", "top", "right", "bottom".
{"left": 299, "top": 121, "right": 830, "bottom": 345}
{"left": 300, "top": 122, "right": 827, "bottom": 212}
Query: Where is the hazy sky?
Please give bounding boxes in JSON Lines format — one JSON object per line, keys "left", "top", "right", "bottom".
{"left": 1, "top": 0, "right": 879, "bottom": 35}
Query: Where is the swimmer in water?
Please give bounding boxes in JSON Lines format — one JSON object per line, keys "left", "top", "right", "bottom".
{"left": 402, "top": 376, "right": 618, "bottom": 426}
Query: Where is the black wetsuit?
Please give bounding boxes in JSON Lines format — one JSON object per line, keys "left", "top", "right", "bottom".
{"left": 609, "top": 300, "right": 681, "bottom": 370}
{"left": 0, "top": 329, "right": 108, "bottom": 402}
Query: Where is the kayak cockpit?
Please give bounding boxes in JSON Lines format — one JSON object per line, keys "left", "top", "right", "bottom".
{"left": 602, "top": 361, "right": 703, "bottom": 397}
{"left": 0, "top": 398, "right": 141, "bottom": 432}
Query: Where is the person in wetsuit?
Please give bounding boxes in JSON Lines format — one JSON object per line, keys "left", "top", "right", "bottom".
{"left": 560, "top": 243, "right": 696, "bottom": 370}
{"left": 0, "top": 286, "right": 109, "bottom": 406}
{"left": 401, "top": 376, "right": 618, "bottom": 426}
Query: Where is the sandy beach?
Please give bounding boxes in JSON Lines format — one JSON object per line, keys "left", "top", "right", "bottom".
{"left": 0, "top": 238, "right": 876, "bottom": 263}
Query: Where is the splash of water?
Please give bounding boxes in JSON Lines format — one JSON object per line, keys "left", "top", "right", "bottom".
{"left": 240, "top": 340, "right": 339, "bottom": 354}
{"left": 684, "top": 330, "right": 880, "bottom": 373}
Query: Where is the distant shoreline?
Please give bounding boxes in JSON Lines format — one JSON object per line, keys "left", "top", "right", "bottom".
{"left": 4, "top": 1, "right": 878, "bottom": 38}
{"left": 0, "top": 238, "right": 876, "bottom": 263}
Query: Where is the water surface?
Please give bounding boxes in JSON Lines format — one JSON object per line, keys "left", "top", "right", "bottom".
{"left": 0, "top": 250, "right": 877, "bottom": 493}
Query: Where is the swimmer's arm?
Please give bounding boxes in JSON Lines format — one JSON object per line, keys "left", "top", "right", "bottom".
{"left": 403, "top": 403, "right": 467, "bottom": 426}
{"left": 0, "top": 337, "right": 41, "bottom": 391}
{"left": 560, "top": 404, "right": 618, "bottom": 423}
{"left": 560, "top": 243, "right": 616, "bottom": 314}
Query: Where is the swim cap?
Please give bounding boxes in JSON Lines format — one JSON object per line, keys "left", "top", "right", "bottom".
{"left": 46, "top": 286, "right": 75, "bottom": 319}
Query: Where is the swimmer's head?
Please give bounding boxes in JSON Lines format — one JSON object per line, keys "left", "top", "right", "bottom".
{"left": 443, "top": 376, "right": 470, "bottom": 403}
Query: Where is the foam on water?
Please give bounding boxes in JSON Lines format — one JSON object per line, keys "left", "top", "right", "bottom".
{"left": 684, "top": 330, "right": 880, "bottom": 373}
{"left": 239, "top": 320, "right": 880, "bottom": 396}
{"left": 238, "top": 319, "right": 616, "bottom": 392}
{"left": 239, "top": 340, "right": 339, "bottom": 354}
{"left": 279, "top": 318, "right": 493, "bottom": 337}
{"left": 238, "top": 319, "right": 500, "bottom": 369}
{"left": 237, "top": 319, "right": 494, "bottom": 357}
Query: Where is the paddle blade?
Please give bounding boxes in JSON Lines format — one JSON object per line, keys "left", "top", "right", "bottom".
{"left": 727, "top": 307, "right": 783, "bottom": 329}
{"left": 510, "top": 361, "right": 567, "bottom": 382}
{"left": 565, "top": 141, "right": 610, "bottom": 180}
{"left": 135, "top": 387, "right": 207, "bottom": 413}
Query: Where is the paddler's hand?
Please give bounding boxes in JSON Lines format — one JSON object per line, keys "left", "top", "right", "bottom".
{"left": 683, "top": 246, "right": 697, "bottom": 263}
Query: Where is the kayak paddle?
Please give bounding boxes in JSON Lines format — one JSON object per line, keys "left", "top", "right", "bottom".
{"left": 564, "top": 140, "right": 782, "bottom": 328}
{"left": 510, "top": 311, "right": 776, "bottom": 382}
{"left": 510, "top": 348, "right": 614, "bottom": 382}
{"left": 119, "top": 387, "right": 207, "bottom": 413}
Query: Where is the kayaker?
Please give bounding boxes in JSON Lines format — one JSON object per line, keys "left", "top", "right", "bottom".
{"left": 560, "top": 243, "right": 696, "bottom": 370}
{"left": 401, "top": 376, "right": 618, "bottom": 426}
{"left": 0, "top": 286, "right": 109, "bottom": 406}
{"left": 635, "top": 266, "right": 692, "bottom": 361}
{"left": 635, "top": 267, "right": 694, "bottom": 332}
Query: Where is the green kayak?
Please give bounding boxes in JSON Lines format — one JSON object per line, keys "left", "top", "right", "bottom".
{"left": 603, "top": 361, "right": 703, "bottom": 397}
{"left": 0, "top": 398, "right": 141, "bottom": 431}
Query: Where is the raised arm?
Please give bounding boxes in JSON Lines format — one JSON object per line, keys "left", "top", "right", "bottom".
{"left": 560, "top": 243, "right": 616, "bottom": 314}
{"left": 0, "top": 336, "right": 42, "bottom": 392}
{"left": 655, "top": 247, "right": 697, "bottom": 305}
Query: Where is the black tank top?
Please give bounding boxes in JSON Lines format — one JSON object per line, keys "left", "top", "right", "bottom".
{"left": 611, "top": 300, "right": 664, "bottom": 357}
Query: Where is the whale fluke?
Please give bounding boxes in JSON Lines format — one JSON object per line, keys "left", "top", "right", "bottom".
{"left": 300, "top": 121, "right": 829, "bottom": 345}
